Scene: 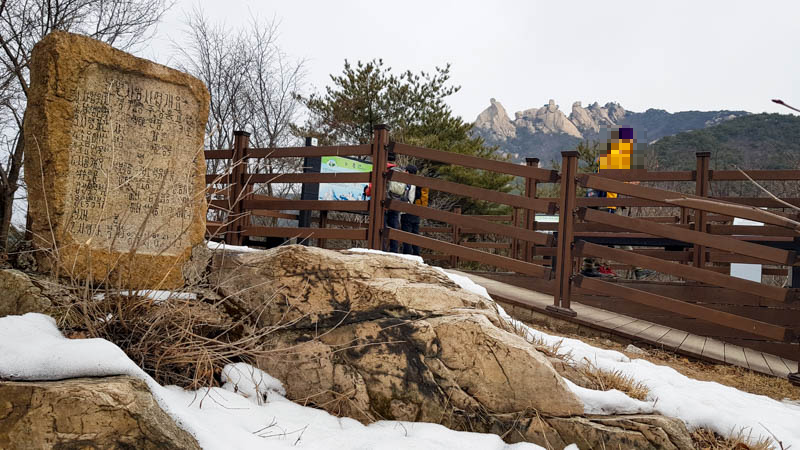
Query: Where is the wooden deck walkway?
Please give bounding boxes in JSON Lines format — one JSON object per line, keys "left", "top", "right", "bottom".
{"left": 454, "top": 271, "right": 799, "bottom": 379}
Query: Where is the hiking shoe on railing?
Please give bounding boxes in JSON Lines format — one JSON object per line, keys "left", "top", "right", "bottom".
{"left": 598, "top": 266, "right": 618, "bottom": 277}
{"left": 634, "top": 268, "right": 656, "bottom": 280}
{"left": 580, "top": 268, "right": 613, "bottom": 278}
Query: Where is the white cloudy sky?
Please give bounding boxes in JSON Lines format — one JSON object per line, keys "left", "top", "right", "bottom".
{"left": 144, "top": 0, "right": 800, "bottom": 121}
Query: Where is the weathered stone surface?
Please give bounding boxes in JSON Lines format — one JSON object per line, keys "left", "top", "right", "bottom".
{"left": 0, "top": 376, "right": 200, "bottom": 450}
{"left": 523, "top": 414, "right": 694, "bottom": 449}
{"left": 474, "top": 98, "right": 517, "bottom": 142}
{"left": 24, "top": 31, "right": 209, "bottom": 289}
{"left": 514, "top": 100, "right": 583, "bottom": 138}
{"left": 214, "top": 245, "right": 583, "bottom": 425}
{"left": 0, "top": 269, "right": 51, "bottom": 318}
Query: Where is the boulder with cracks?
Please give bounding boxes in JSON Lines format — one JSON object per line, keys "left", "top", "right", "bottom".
{"left": 213, "top": 245, "right": 694, "bottom": 448}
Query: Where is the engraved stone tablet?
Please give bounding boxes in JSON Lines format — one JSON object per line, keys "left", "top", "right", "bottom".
{"left": 24, "top": 32, "right": 209, "bottom": 288}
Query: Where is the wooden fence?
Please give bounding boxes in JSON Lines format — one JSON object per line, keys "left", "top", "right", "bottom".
{"left": 204, "top": 127, "right": 800, "bottom": 381}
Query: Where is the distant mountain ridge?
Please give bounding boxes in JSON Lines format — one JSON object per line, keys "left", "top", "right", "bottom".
{"left": 473, "top": 99, "right": 750, "bottom": 164}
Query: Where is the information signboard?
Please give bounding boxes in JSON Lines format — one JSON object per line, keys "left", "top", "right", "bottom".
{"left": 318, "top": 156, "right": 372, "bottom": 201}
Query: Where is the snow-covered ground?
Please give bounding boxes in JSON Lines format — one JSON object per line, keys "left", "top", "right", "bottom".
{"left": 2, "top": 244, "right": 798, "bottom": 449}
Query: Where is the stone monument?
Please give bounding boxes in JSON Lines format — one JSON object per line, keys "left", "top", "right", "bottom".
{"left": 24, "top": 32, "right": 210, "bottom": 288}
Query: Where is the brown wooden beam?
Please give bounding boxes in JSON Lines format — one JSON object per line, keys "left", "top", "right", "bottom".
{"left": 574, "top": 241, "right": 794, "bottom": 303}
{"left": 387, "top": 228, "right": 551, "bottom": 278}
{"left": 390, "top": 170, "right": 556, "bottom": 214}
{"left": 579, "top": 207, "right": 796, "bottom": 265}
{"left": 246, "top": 144, "right": 371, "bottom": 159}
{"left": 246, "top": 172, "right": 371, "bottom": 184}
{"left": 387, "top": 200, "right": 553, "bottom": 246}
{"left": 244, "top": 226, "right": 367, "bottom": 240}
{"left": 243, "top": 199, "right": 370, "bottom": 211}
{"left": 392, "top": 142, "right": 560, "bottom": 181}
{"left": 573, "top": 275, "right": 794, "bottom": 342}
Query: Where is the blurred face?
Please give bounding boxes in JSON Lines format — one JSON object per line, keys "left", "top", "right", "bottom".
{"left": 599, "top": 139, "right": 633, "bottom": 170}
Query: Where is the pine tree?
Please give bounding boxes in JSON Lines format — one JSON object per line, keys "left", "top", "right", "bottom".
{"left": 294, "top": 59, "right": 513, "bottom": 214}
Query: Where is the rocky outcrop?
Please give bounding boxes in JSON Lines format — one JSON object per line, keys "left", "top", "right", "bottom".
{"left": 0, "top": 376, "right": 200, "bottom": 450}
{"left": 0, "top": 269, "right": 51, "bottom": 318}
{"left": 474, "top": 98, "right": 516, "bottom": 142}
{"left": 212, "top": 245, "right": 694, "bottom": 448}
{"left": 569, "top": 101, "right": 627, "bottom": 135}
{"left": 213, "top": 245, "right": 583, "bottom": 423}
{"left": 515, "top": 99, "right": 582, "bottom": 138}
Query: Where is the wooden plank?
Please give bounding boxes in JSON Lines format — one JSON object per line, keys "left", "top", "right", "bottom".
{"left": 712, "top": 169, "right": 800, "bottom": 181}
{"left": 392, "top": 142, "right": 560, "bottom": 181}
{"left": 246, "top": 172, "right": 371, "bottom": 184}
{"left": 579, "top": 208, "right": 796, "bottom": 266}
{"left": 619, "top": 320, "right": 656, "bottom": 337}
{"left": 387, "top": 229, "right": 551, "bottom": 278}
{"left": 679, "top": 334, "right": 706, "bottom": 356}
{"left": 387, "top": 200, "right": 553, "bottom": 246}
{"left": 246, "top": 144, "right": 372, "bottom": 159}
{"left": 596, "top": 315, "right": 639, "bottom": 330}
{"left": 573, "top": 275, "right": 794, "bottom": 342}
{"left": 243, "top": 227, "right": 367, "bottom": 240}
{"left": 634, "top": 324, "right": 672, "bottom": 342}
{"left": 574, "top": 241, "right": 793, "bottom": 303}
{"left": 722, "top": 342, "right": 749, "bottom": 369}
{"left": 666, "top": 198, "right": 800, "bottom": 232}
{"left": 742, "top": 346, "right": 772, "bottom": 376}
{"left": 204, "top": 149, "right": 233, "bottom": 160}
{"left": 762, "top": 353, "right": 791, "bottom": 378}
{"left": 708, "top": 224, "right": 800, "bottom": 237}
{"left": 391, "top": 170, "right": 556, "bottom": 213}
{"left": 460, "top": 242, "right": 512, "bottom": 249}
{"left": 242, "top": 199, "right": 370, "bottom": 212}
{"left": 658, "top": 329, "right": 690, "bottom": 349}
{"left": 592, "top": 169, "right": 695, "bottom": 182}
{"left": 701, "top": 338, "right": 726, "bottom": 362}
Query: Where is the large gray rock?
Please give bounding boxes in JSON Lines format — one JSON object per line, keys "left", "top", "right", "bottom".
{"left": 213, "top": 245, "right": 583, "bottom": 424}
{"left": 0, "top": 376, "right": 200, "bottom": 449}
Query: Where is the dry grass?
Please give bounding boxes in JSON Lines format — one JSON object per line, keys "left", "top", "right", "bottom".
{"left": 691, "top": 427, "right": 778, "bottom": 450}
{"left": 578, "top": 359, "right": 650, "bottom": 401}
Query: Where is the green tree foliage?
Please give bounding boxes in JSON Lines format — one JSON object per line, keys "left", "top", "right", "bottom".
{"left": 294, "top": 59, "right": 513, "bottom": 214}
{"left": 650, "top": 113, "right": 800, "bottom": 170}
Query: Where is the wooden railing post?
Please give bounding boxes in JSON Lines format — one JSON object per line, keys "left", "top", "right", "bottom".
{"left": 226, "top": 130, "right": 250, "bottom": 246}
{"left": 549, "top": 151, "right": 578, "bottom": 317}
{"left": 367, "top": 125, "right": 390, "bottom": 250}
{"left": 693, "top": 151, "right": 711, "bottom": 267}
{"left": 523, "top": 157, "right": 540, "bottom": 262}
{"left": 511, "top": 208, "right": 519, "bottom": 259}
{"left": 450, "top": 207, "right": 461, "bottom": 267}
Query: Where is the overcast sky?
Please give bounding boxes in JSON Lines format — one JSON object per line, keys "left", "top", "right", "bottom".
{"left": 144, "top": 0, "right": 800, "bottom": 121}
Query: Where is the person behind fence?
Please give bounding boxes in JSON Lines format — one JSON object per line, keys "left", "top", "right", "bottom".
{"left": 581, "top": 127, "right": 654, "bottom": 280}
{"left": 384, "top": 165, "right": 417, "bottom": 252}
{"left": 400, "top": 165, "right": 428, "bottom": 256}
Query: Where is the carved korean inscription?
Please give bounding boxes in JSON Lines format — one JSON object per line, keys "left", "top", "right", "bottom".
{"left": 64, "top": 64, "right": 201, "bottom": 256}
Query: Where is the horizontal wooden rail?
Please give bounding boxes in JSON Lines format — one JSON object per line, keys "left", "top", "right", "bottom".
{"left": 205, "top": 150, "right": 234, "bottom": 160}
{"left": 391, "top": 171, "right": 556, "bottom": 213}
{"left": 666, "top": 198, "right": 800, "bottom": 231}
{"left": 244, "top": 226, "right": 367, "bottom": 240}
{"left": 461, "top": 242, "right": 512, "bottom": 249}
{"left": 574, "top": 241, "right": 795, "bottom": 303}
{"left": 579, "top": 207, "right": 796, "bottom": 265}
{"left": 392, "top": 143, "right": 559, "bottom": 181}
{"left": 387, "top": 200, "right": 553, "bottom": 246}
{"left": 590, "top": 170, "right": 695, "bottom": 182}
{"left": 712, "top": 169, "right": 800, "bottom": 181}
{"left": 242, "top": 199, "right": 370, "bottom": 211}
{"left": 580, "top": 174, "right": 800, "bottom": 228}
{"left": 580, "top": 169, "right": 800, "bottom": 182}
{"left": 250, "top": 210, "right": 300, "bottom": 220}
{"left": 574, "top": 275, "right": 794, "bottom": 342}
{"left": 245, "top": 172, "right": 371, "bottom": 184}
{"left": 708, "top": 224, "right": 800, "bottom": 237}
{"left": 246, "top": 144, "right": 372, "bottom": 159}
{"left": 387, "top": 228, "right": 551, "bottom": 278}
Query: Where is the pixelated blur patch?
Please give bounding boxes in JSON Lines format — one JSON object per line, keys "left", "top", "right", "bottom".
{"left": 599, "top": 126, "right": 646, "bottom": 170}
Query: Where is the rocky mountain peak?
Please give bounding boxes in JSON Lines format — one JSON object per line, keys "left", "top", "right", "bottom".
{"left": 474, "top": 98, "right": 516, "bottom": 142}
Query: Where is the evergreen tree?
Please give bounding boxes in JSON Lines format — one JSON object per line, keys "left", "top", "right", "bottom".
{"left": 294, "top": 59, "right": 513, "bottom": 214}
